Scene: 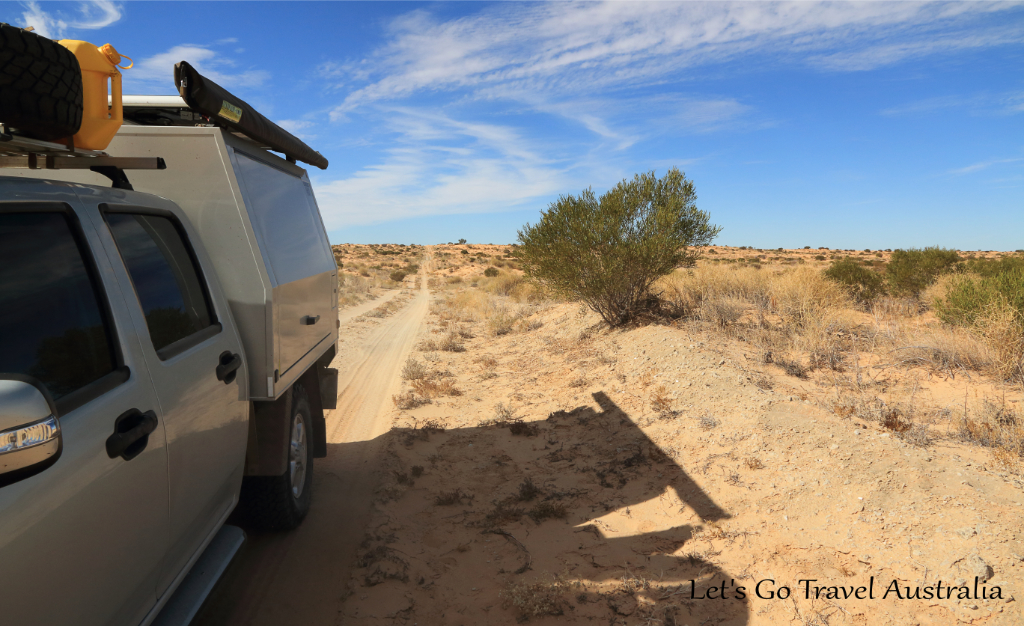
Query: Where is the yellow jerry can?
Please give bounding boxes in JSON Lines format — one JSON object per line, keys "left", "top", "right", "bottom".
{"left": 57, "top": 40, "right": 132, "bottom": 151}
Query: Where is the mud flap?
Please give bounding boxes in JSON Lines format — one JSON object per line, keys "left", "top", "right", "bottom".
{"left": 245, "top": 388, "right": 292, "bottom": 476}
{"left": 300, "top": 364, "right": 329, "bottom": 459}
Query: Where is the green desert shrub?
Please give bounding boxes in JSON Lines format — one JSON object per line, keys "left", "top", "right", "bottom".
{"left": 886, "top": 247, "right": 961, "bottom": 296}
{"left": 389, "top": 270, "right": 407, "bottom": 282}
{"left": 962, "top": 256, "right": 1024, "bottom": 278}
{"left": 935, "top": 269, "right": 1024, "bottom": 327}
{"left": 823, "top": 258, "right": 885, "bottom": 303}
{"left": 515, "top": 168, "right": 720, "bottom": 326}
{"left": 483, "top": 266, "right": 499, "bottom": 277}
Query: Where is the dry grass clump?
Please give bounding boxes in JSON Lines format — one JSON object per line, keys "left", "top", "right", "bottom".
{"left": 362, "top": 297, "right": 407, "bottom": 319}
{"left": 485, "top": 501, "right": 524, "bottom": 525}
{"left": 476, "top": 354, "right": 499, "bottom": 379}
{"left": 401, "top": 357, "right": 428, "bottom": 380}
{"left": 487, "top": 306, "right": 519, "bottom": 337}
{"left": 956, "top": 400, "right": 1023, "bottom": 473}
{"left": 925, "top": 272, "right": 1024, "bottom": 382}
{"left": 411, "top": 377, "right": 462, "bottom": 398}
{"left": 338, "top": 273, "right": 377, "bottom": 307}
{"left": 500, "top": 575, "right": 574, "bottom": 620}
{"left": 435, "top": 488, "right": 472, "bottom": 506}
{"left": 418, "top": 332, "right": 466, "bottom": 352}
{"left": 650, "top": 384, "right": 673, "bottom": 413}
{"left": 481, "top": 272, "right": 541, "bottom": 302}
{"left": 828, "top": 384, "right": 935, "bottom": 447}
{"left": 769, "top": 266, "right": 851, "bottom": 326}
{"left": 515, "top": 478, "right": 541, "bottom": 502}
{"left": 893, "top": 328, "right": 994, "bottom": 376}
{"left": 528, "top": 501, "right": 567, "bottom": 523}
{"left": 698, "top": 413, "right": 720, "bottom": 430}
{"left": 661, "top": 265, "right": 854, "bottom": 373}
{"left": 493, "top": 402, "right": 517, "bottom": 422}
{"left": 392, "top": 391, "right": 430, "bottom": 410}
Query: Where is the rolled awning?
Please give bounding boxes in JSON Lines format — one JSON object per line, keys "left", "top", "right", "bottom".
{"left": 174, "top": 61, "right": 328, "bottom": 170}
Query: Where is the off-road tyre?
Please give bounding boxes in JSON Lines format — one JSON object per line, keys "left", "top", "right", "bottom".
{"left": 0, "top": 23, "right": 83, "bottom": 141}
{"left": 234, "top": 384, "right": 315, "bottom": 531}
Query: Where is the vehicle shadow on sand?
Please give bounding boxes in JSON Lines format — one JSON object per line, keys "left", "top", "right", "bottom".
{"left": 194, "top": 390, "right": 749, "bottom": 625}
{"left": 349, "top": 390, "right": 750, "bottom": 625}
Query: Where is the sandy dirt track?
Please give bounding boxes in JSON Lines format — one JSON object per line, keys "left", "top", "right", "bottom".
{"left": 191, "top": 258, "right": 430, "bottom": 626}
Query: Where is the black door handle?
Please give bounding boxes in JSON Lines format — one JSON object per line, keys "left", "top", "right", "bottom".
{"left": 216, "top": 351, "right": 242, "bottom": 384}
{"left": 107, "top": 409, "right": 158, "bottom": 461}
{"left": 301, "top": 315, "right": 320, "bottom": 326}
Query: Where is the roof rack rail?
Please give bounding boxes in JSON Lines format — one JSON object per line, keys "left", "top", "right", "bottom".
{"left": 0, "top": 124, "right": 165, "bottom": 190}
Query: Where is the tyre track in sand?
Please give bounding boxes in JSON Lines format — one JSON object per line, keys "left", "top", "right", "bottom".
{"left": 192, "top": 253, "right": 431, "bottom": 626}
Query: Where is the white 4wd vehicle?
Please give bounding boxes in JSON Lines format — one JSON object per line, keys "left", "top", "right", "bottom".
{"left": 1, "top": 32, "right": 339, "bottom": 626}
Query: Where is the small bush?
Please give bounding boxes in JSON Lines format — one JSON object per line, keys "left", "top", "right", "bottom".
{"left": 411, "top": 377, "right": 462, "bottom": 398}
{"left": 500, "top": 576, "right": 572, "bottom": 619}
{"left": 515, "top": 168, "right": 720, "bottom": 326}
{"left": 485, "top": 501, "right": 524, "bottom": 525}
{"left": 516, "top": 478, "right": 540, "bottom": 502}
{"left": 963, "top": 256, "right": 1024, "bottom": 277}
{"left": 698, "top": 414, "right": 720, "bottom": 430}
{"left": 824, "top": 258, "right": 885, "bottom": 303}
{"left": 484, "top": 266, "right": 499, "bottom": 277}
{"left": 507, "top": 419, "right": 539, "bottom": 436}
{"left": 528, "top": 501, "right": 567, "bottom": 522}
{"left": 935, "top": 269, "right": 1024, "bottom": 327}
{"left": 392, "top": 392, "right": 430, "bottom": 410}
{"left": 744, "top": 457, "right": 765, "bottom": 470}
{"left": 435, "top": 488, "right": 470, "bottom": 506}
{"left": 401, "top": 357, "right": 428, "bottom": 380}
{"left": 389, "top": 270, "right": 407, "bottom": 282}
{"left": 935, "top": 269, "right": 1024, "bottom": 381}
{"left": 886, "top": 247, "right": 961, "bottom": 296}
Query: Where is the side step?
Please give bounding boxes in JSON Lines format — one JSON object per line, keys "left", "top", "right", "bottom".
{"left": 151, "top": 525, "right": 246, "bottom": 626}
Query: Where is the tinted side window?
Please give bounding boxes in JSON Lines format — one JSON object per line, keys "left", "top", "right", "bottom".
{"left": 105, "top": 213, "right": 214, "bottom": 354}
{"left": 0, "top": 212, "right": 116, "bottom": 400}
{"left": 234, "top": 153, "right": 333, "bottom": 285}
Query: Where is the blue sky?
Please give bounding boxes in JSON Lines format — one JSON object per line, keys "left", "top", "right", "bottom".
{"left": 10, "top": 1, "right": 1024, "bottom": 248}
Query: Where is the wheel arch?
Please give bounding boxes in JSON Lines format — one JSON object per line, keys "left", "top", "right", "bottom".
{"left": 243, "top": 347, "right": 335, "bottom": 476}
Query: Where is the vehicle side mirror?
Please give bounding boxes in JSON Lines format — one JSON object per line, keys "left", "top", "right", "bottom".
{"left": 0, "top": 379, "right": 62, "bottom": 488}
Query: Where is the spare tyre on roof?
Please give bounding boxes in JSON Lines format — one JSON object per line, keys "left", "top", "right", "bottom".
{"left": 174, "top": 61, "right": 328, "bottom": 170}
{"left": 0, "top": 23, "right": 83, "bottom": 141}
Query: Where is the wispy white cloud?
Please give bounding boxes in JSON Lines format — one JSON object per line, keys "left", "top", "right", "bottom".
{"left": 810, "top": 25, "right": 1024, "bottom": 71}
{"left": 312, "top": 109, "right": 574, "bottom": 229}
{"left": 277, "top": 119, "right": 318, "bottom": 141}
{"left": 949, "top": 157, "right": 1022, "bottom": 175}
{"left": 328, "top": 1, "right": 1021, "bottom": 118}
{"left": 881, "top": 94, "right": 975, "bottom": 116}
{"left": 20, "top": 1, "right": 121, "bottom": 39}
{"left": 123, "top": 44, "right": 270, "bottom": 94}
{"left": 883, "top": 90, "right": 1024, "bottom": 117}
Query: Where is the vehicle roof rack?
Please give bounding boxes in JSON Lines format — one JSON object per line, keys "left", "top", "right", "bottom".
{"left": 172, "top": 62, "right": 328, "bottom": 170}
{"left": 0, "top": 125, "right": 165, "bottom": 191}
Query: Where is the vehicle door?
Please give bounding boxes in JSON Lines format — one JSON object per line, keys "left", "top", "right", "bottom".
{"left": 0, "top": 193, "right": 169, "bottom": 626}
{"left": 95, "top": 200, "right": 249, "bottom": 596}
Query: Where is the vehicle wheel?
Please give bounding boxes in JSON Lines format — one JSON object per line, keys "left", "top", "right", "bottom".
{"left": 235, "top": 385, "right": 315, "bottom": 531}
{"left": 0, "top": 23, "right": 83, "bottom": 141}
